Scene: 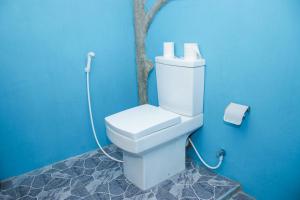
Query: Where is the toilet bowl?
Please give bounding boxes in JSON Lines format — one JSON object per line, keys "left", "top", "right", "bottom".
{"left": 105, "top": 56, "right": 205, "bottom": 190}
{"left": 105, "top": 104, "right": 203, "bottom": 190}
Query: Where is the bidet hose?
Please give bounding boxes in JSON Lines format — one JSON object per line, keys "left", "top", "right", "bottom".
{"left": 188, "top": 138, "right": 224, "bottom": 170}
{"left": 86, "top": 72, "right": 124, "bottom": 163}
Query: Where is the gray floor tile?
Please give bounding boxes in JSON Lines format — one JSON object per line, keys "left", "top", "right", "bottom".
{"left": 0, "top": 145, "right": 242, "bottom": 200}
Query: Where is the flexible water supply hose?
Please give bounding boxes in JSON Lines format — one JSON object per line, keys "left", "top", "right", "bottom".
{"left": 188, "top": 138, "right": 224, "bottom": 170}
{"left": 85, "top": 55, "right": 123, "bottom": 163}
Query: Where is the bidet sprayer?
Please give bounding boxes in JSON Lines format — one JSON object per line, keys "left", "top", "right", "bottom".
{"left": 85, "top": 52, "right": 96, "bottom": 73}
{"left": 84, "top": 51, "right": 124, "bottom": 163}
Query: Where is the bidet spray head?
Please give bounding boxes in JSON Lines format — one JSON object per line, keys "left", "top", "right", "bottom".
{"left": 85, "top": 51, "right": 96, "bottom": 73}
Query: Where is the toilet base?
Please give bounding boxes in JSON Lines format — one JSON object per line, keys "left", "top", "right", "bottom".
{"left": 123, "top": 135, "right": 187, "bottom": 190}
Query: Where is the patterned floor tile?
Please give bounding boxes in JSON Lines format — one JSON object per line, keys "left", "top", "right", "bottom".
{"left": 230, "top": 191, "right": 256, "bottom": 200}
{"left": 0, "top": 145, "right": 240, "bottom": 200}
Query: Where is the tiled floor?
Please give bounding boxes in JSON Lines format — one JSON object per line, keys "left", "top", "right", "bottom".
{"left": 0, "top": 145, "right": 241, "bottom": 200}
{"left": 230, "top": 191, "right": 255, "bottom": 200}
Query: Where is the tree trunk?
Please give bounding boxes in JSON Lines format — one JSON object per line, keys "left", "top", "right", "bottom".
{"left": 134, "top": 0, "right": 167, "bottom": 104}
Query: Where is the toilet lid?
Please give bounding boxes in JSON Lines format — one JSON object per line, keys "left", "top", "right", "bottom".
{"left": 105, "top": 104, "right": 181, "bottom": 140}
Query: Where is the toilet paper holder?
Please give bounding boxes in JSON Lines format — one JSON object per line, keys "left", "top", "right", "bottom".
{"left": 223, "top": 102, "right": 250, "bottom": 126}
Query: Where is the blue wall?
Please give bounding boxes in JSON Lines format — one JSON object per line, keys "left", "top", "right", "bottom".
{"left": 1, "top": 0, "right": 300, "bottom": 199}
{"left": 0, "top": 0, "right": 137, "bottom": 179}
{"left": 146, "top": 0, "right": 300, "bottom": 199}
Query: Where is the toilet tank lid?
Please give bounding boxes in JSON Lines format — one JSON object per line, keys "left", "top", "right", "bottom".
{"left": 155, "top": 56, "right": 205, "bottom": 68}
{"left": 105, "top": 104, "right": 181, "bottom": 140}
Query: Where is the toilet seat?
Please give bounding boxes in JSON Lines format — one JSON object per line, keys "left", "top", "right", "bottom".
{"left": 105, "top": 104, "right": 181, "bottom": 140}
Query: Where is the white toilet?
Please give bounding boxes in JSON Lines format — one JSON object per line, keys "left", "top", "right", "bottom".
{"left": 105, "top": 56, "right": 205, "bottom": 190}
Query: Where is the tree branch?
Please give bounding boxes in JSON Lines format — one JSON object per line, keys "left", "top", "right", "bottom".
{"left": 134, "top": 0, "right": 146, "bottom": 20}
{"left": 145, "top": 58, "right": 154, "bottom": 74}
{"left": 144, "top": 0, "right": 167, "bottom": 32}
{"left": 134, "top": 0, "right": 169, "bottom": 104}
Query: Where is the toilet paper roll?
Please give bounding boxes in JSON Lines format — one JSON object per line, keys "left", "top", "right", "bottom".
{"left": 184, "top": 43, "right": 202, "bottom": 61}
{"left": 224, "top": 102, "right": 249, "bottom": 125}
{"left": 163, "top": 42, "right": 175, "bottom": 58}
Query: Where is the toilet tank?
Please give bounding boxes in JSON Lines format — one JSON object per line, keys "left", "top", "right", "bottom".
{"left": 155, "top": 56, "right": 205, "bottom": 117}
